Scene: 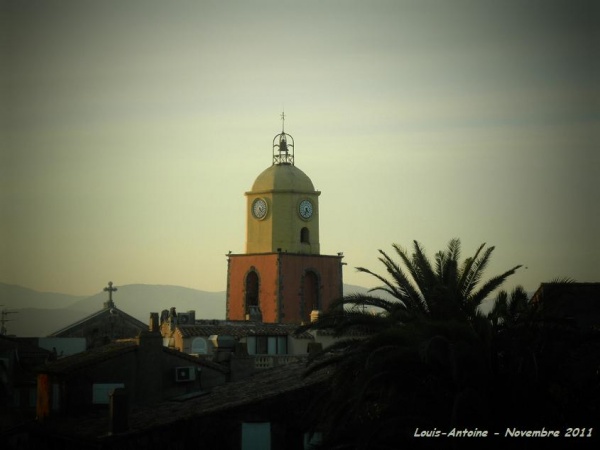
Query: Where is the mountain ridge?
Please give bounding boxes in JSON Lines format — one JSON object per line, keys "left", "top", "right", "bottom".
{"left": 0, "top": 282, "right": 226, "bottom": 337}
{"left": 1, "top": 282, "right": 375, "bottom": 337}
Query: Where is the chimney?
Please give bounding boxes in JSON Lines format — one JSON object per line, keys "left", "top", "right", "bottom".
{"left": 169, "top": 307, "right": 177, "bottom": 331}
{"left": 137, "top": 329, "right": 163, "bottom": 348}
{"left": 149, "top": 312, "right": 159, "bottom": 332}
{"left": 108, "top": 388, "right": 128, "bottom": 434}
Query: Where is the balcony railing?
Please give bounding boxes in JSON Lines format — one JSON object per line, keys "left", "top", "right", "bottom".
{"left": 254, "top": 354, "right": 308, "bottom": 369}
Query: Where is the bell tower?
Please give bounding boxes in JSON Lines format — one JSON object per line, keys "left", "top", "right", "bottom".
{"left": 245, "top": 115, "right": 320, "bottom": 255}
{"left": 226, "top": 115, "right": 343, "bottom": 324}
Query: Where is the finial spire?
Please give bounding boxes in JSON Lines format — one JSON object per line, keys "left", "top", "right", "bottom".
{"left": 281, "top": 110, "right": 285, "bottom": 133}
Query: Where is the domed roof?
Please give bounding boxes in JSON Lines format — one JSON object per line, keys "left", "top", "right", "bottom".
{"left": 251, "top": 164, "right": 315, "bottom": 192}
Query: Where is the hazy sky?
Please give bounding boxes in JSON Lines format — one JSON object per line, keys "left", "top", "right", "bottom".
{"left": 2, "top": 0, "right": 599, "bottom": 299}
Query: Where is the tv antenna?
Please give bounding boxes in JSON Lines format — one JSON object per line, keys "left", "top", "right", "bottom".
{"left": 0, "top": 306, "right": 19, "bottom": 336}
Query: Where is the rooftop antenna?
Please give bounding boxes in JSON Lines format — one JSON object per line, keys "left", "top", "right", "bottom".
{"left": 0, "top": 306, "right": 18, "bottom": 336}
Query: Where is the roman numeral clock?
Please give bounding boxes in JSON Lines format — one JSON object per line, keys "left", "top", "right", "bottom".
{"left": 225, "top": 116, "right": 344, "bottom": 324}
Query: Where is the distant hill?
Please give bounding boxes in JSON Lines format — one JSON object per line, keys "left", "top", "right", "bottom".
{"left": 3, "top": 282, "right": 511, "bottom": 338}
{"left": 68, "top": 284, "right": 227, "bottom": 322}
{"left": 0, "top": 282, "right": 86, "bottom": 309}
{"left": 9, "top": 307, "right": 92, "bottom": 337}
{"left": 0, "top": 282, "right": 382, "bottom": 338}
{"left": 0, "top": 283, "right": 226, "bottom": 337}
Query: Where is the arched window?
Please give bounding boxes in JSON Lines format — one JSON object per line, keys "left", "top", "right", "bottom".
{"left": 302, "top": 270, "right": 319, "bottom": 322}
{"left": 245, "top": 271, "right": 259, "bottom": 315}
{"left": 301, "top": 227, "right": 310, "bottom": 244}
{"left": 191, "top": 337, "right": 208, "bottom": 355}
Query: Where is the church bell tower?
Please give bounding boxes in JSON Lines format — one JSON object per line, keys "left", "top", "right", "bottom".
{"left": 226, "top": 115, "right": 343, "bottom": 324}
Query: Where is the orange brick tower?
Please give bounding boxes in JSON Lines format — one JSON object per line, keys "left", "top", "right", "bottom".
{"left": 226, "top": 115, "right": 344, "bottom": 324}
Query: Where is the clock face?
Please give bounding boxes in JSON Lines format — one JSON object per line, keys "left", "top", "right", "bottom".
{"left": 252, "top": 198, "right": 268, "bottom": 219}
{"left": 299, "top": 199, "right": 313, "bottom": 219}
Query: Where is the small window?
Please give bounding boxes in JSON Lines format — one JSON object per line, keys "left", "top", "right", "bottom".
{"left": 191, "top": 337, "right": 208, "bottom": 355}
{"left": 92, "top": 383, "right": 125, "bottom": 404}
{"left": 246, "top": 336, "right": 256, "bottom": 355}
{"left": 304, "top": 432, "right": 323, "bottom": 449}
{"left": 268, "top": 337, "right": 277, "bottom": 355}
{"left": 301, "top": 227, "right": 310, "bottom": 244}
{"left": 256, "top": 336, "right": 268, "bottom": 355}
{"left": 278, "top": 336, "right": 287, "bottom": 354}
{"left": 242, "top": 422, "right": 271, "bottom": 450}
{"left": 249, "top": 336, "right": 288, "bottom": 355}
{"left": 52, "top": 383, "right": 61, "bottom": 411}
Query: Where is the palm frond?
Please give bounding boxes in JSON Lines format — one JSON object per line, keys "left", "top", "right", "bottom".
{"left": 377, "top": 248, "right": 425, "bottom": 311}
{"left": 408, "top": 241, "right": 438, "bottom": 299}
{"left": 488, "top": 290, "right": 509, "bottom": 327}
{"left": 548, "top": 277, "right": 576, "bottom": 284}
{"left": 460, "top": 244, "right": 494, "bottom": 299}
{"left": 303, "top": 338, "right": 366, "bottom": 375}
{"left": 469, "top": 264, "right": 523, "bottom": 308}
{"left": 390, "top": 245, "right": 430, "bottom": 313}
{"left": 356, "top": 264, "right": 406, "bottom": 303}
{"left": 457, "top": 242, "right": 485, "bottom": 296}
{"left": 330, "top": 293, "right": 401, "bottom": 314}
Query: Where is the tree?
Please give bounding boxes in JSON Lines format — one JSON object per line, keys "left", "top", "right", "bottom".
{"left": 487, "top": 281, "right": 600, "bottom": 431}
{"left": 301, "top": 239, "right": 522, "bottom": 449}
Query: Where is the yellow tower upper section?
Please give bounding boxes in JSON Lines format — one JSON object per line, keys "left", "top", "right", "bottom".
{"left": 245, "top": 123, "right": 320, "bottom": 254}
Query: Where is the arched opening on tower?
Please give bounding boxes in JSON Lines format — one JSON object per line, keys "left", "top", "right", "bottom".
{"left": 245, "top": 271, "right": 261, "bottom": 320}
{"left": 302, "top": 270, "right": 319, "bottom": 323}
{"left": 301, "top": 227, "right": 310, "bottom": 244}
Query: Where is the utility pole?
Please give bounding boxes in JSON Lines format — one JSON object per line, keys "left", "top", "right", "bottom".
{"left": 0, "top": 305, "right": 18, "bottom": 336}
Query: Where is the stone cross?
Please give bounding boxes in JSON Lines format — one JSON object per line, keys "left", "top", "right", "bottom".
{"left": 104, "top": 281, "right": 117, "bottom": 302}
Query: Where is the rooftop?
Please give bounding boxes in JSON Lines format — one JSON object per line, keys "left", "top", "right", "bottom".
{"left": 37, "top": 360, "right": 330, "bottom": 441}
{"left": 177, "top": 320, "right": 315, "bottom": 339}
{"left": 38, "top": 337, "right": 228, "bottom": 375}
{"left": 49, "top": 306, "right": 147, "bottom": 337}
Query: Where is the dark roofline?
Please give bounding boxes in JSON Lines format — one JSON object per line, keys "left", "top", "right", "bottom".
{"left": 38, "top": 339, "right": 229, "bottom": 375}
{"left": 531, "top": 282, "right": 600, "bottom": 303}
{"left": 38, "top": 341, "right": 138, "bottom": 374}
{"left": 28, "top": 361, "right": 330, "bottom": 442}
{"left": 175, "top": 321, "right": 315, "bottom": 339}
{"left": 161, "top": 361, "right": 328, "bottom": 415}
{"left": 162, "top": 346, "right": 229, "bottom": 373}
{"left": 48, "top": 307, "right": 147, "bottom": 337}
{"left": 0, "top": 335, "right": 52, "bottom": 359}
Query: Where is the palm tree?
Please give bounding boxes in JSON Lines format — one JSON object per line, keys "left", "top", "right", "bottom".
{"left": 301, "top": 239, "right": 522, "bottom": 449}
{"left": 360, "top": 238, "right": 520, "bottom": 320}
{"left": 304, "top": 239, "right": 521, "bottom": 340}
{"left": 486, "top": 280, "right": 600, "bottom": 430}
{"left": 487, "top": 285, "right": 531, "bottom": 330}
